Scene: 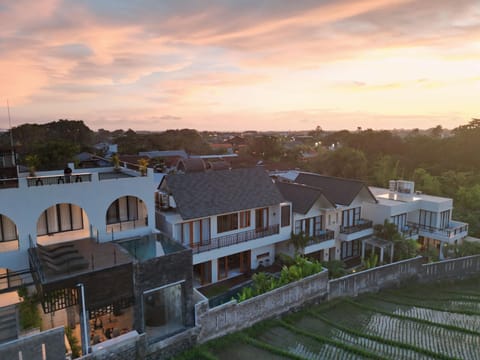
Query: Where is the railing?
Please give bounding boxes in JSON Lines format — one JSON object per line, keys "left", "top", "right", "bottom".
{"left": 305, "top": 229, "right": 335, "bottom": 246}
{"left": 191, "top": 224, "right": 280, "bottom": 254}
{"left": 28, "top": 236, "right": 45, "bottom": 283}
{"left": 106, "top": 218, "right": 148, "bottom": 236}
{"left": 340, "top": 219, "right": 373, "bottom": 234}
{"left": 413, "top": 221, "right": 469, "bottom": 239}
{"left": 27, "top": 173, "right": 92, "bottom": 187}
{"left": 403, "top": 222, "right": 419, "bottom": 237}
{"left": 0, "top": 268, "right": 33, "bottom": 293}
{"left": 0, "top": 177, "right": 19, "bottom": 189}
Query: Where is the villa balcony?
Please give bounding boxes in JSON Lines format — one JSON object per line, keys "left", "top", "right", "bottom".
{"left": 415, "top": 220, "right": 469, "bottom": 244}
{"left": 403, "top": 222, "right": 420, "bottom": 239}
{"left": 0, "top": 166, "right": 150, "bottom": 192}
{"left": 305, "top": 229, "right": 335, "bottom": 247}
{"left": 338, "top": 219, "right": 374, "bottom": 242}
{"left": 190, "top": 224, "right": 280, "bottom": 254}
{"left": 304, "top": 229, "right": 335, "bottom": 254}
{"left": 28, "top": 238, "right": 134, "bottom": 314}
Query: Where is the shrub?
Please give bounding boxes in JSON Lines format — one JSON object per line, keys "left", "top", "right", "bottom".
{"left": 18, "top": 287, "right": 41, "bottom": 330}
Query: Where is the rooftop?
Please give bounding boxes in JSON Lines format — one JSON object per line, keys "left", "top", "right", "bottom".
{"left": 162, "top": 167, "right": 285, "bottom": 220}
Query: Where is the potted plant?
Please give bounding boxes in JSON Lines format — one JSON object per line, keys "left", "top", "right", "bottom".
{"left": 25, "top": 154, "right": 39, "bottom": 177}
{"left": 137, "top": 158, "right": 149, "bottom": 176}
{"left": 112, "top": 153, "right": 121, "bottom": 172}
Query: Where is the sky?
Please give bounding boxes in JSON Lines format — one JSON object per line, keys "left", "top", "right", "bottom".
{"left": 0, "top": 0, "right": 479, "bottom": 132}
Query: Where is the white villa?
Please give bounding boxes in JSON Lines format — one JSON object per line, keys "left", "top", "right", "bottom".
{"left": 156, "top": 166, "right": 292, "bottom": 285}
{"left": 363, "top": 180, "right": 469, "bottom": 259}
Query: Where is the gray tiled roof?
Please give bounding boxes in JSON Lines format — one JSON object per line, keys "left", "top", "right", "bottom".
{"left": 165, "top": 167, "right": 285, "bottom": 220}
{"left": 295, "top": 172, "right": 375, "bottom": 206}
{"left": 275, "top": 181, "right": 334, "bottom": 214}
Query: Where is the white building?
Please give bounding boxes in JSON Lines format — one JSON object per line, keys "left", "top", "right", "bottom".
{"left": 0, "top": 164, "right": 155, "bottom": 272}
{"left": 274, "top": 172, "right": 377, "bottom": 266}
{"left": 0, "top": 161, "right": 196, "bottom": 350}
{"left": 363, "top": 180, "right": 469, "bottom": 259}
{"left": 156, "top": 167, "right": 292, "bottom": 285}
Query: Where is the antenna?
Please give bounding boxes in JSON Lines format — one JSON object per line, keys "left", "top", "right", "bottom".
{"left": 6, "top": 99, "right": 15, "bottom": 166}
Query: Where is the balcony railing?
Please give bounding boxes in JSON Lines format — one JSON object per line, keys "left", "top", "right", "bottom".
{"left": 106, "top": 218, "right": 148, "bottom": 236}
{"left": 27, "top": 173, "right": 92, "bottom": 187}
{"left": 0, "top": 177, "right": 19, "bottom": 189}
{"left": 191, "top": 224, "right": 280, "bottom": 254}
{"left": 402, "top": 222, "right": 419, "bottom": 237}
{"left": 413, "top": 221, "right": 469, "bottom": 239}
{"left": 340, "top": 219, "right": 373, "bottom": 234}
{"left": 305, "top": 229, "right": 335, "bottom": 247}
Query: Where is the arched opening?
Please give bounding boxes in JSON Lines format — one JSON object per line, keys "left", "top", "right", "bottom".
{"left": 36, "top": 203, "right": 90, "bottom": 246}
{"left": 0, "top": 214, "right": 19, "bottom": 253}
{"left": 106, "top": 196, "right": 148, "bottom": 233}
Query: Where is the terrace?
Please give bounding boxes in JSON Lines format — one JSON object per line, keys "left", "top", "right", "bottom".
{"left": 339, "top": 220, "right": 374, "bottom": 242}
{"left": 414, "top": 220, "right": 469, "bottom": 243}
{"left": 305, "top": 229, "right": 335, "bottom": 246}
{"left": 190, "top": 224, "right": 280, "bottom": 254}
{"left": 28, "top": 238, "right": 134, "bottom": 313}
{"left": 0, "top": 166, "right": 149, "bottom": 192}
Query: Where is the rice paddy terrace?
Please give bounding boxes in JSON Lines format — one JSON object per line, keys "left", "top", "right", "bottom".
{"left": 177, "top": 276, "right": 480, "bottom": 360}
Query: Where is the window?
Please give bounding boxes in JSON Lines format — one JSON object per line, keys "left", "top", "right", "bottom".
{"left": 37, "top": 204, "right": 84, "bottom": 235}
{"left": 391, "top": 213, "right": 407, "bottom": 230}
{"left": 440, "top": 210, "right": 450, "bottom": 229}
{"left": 294, "top": 216, "right": 322, "bottom": 237}
{"left": 419, "top": 209, "right": 436, "bottom": 228}
{"left": 181, "top": 218, "right": 210, "bottom": 246}
{"left": 0, "top": 215, "right": 18, "bottom": 242}
{"left": 217, "top": 213, "right": 238, "bottom": 233}
{"left": 107, "top": 196, "right": 139, "bottom": 224}
{"left": 239, "top": 211, "right": 251, "bottom": 229}
{"left": 281, "top": 205, "right": 290, "bottom": 227}
{"left": 341, "top": 239, "right": 360, "bottom": 259}
{"left": 255, "top": 208, "right": 269, "bottom": 230}
{"left": 342, "top": 207, "right": 361, "bottom": 227}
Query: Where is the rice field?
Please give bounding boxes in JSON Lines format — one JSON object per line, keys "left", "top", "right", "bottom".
{"left": 175, "top": 276, "right": 480, "bottom": 360}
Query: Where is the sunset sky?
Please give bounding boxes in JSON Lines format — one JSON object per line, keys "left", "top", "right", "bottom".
{"left": 1, "top": 0, "right": 479, "bottom": 131}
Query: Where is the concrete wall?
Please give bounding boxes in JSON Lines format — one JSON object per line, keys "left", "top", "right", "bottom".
{"left": 0, "top": 326, "right": 65, "bottom": 360}
{"left": 195, "top": 269, "right": 329, "bottom": 343}
{"left": 133, "top": 247, "right": 195, "bottom": 333}
{"left": 421, "top": 254, "right": 480, "bottom": 282}
{"left": 328, "top": 257, "right": 423, "bottom": 299}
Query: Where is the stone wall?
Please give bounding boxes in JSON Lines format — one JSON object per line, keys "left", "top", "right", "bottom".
{"left": 133, "top": 247, "right": 194, "bottom": 333}
{"left": 196, "top": 269, "right": 330, "bottom": 343}
{"left": 421, "top": 254, "right": 480, "bottom": 282}
{"left": 0, "top": 326, "right": 65, "bottom": 360}
{"left": 328, "top": 256, "right": 424, "bottom": 300}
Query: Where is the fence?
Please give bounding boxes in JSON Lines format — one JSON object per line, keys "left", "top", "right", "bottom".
{"left": 195, "top": 254, "right": 480, "bottom": 344}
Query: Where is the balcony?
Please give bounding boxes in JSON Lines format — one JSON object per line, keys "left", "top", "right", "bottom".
{"left": 191, "top": 224, "right": 280, "bottom": 254}
{"left": 338, "top": 219, "right": 374, "bottom": 242}
{"left": 26, "top": 173, "right": 92, "bottom": 187}
{"left": 305, "top": 229, "right": 335, "bottom": 247}
{"left": 28, "top": 238, "right": 134, "bottom": 313}
{"left": 304, "top": 229, "right": 335, "bottom": 254}
{"left": 415, "top": 220, "right": 469, "bottom": 243}
{"left": 106, "top": 218, "right": 148, "bottom": 235}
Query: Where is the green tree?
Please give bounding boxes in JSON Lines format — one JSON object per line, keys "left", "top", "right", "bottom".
{"left": 371, "top": 155, "right": 401, "bottom": 187}
{"left": 412, "top": 168, "right": 441, "bottom": 195}
{"left": 311, "top": 146, "right": 368, "bottom": 180}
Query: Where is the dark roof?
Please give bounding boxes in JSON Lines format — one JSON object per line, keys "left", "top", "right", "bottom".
{"left": 176, "top": 158, "right": 206, "bottom": 173}
{"left": 165, "top": 167, "right": 285, "bottom": 220}
{"left": 275, "top": 181, "right": 334, "bottom": 214}
{"left": 294, "top": 172, "right": 376, "bottom": 206}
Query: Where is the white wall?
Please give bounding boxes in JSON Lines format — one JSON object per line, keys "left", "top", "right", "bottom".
{"left": 0, "top": 168, "right": 157, "bottom": 270}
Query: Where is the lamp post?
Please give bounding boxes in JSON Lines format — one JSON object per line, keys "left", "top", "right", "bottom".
{"left": 76, "top": 283, "right": 89, "bottom": 355}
